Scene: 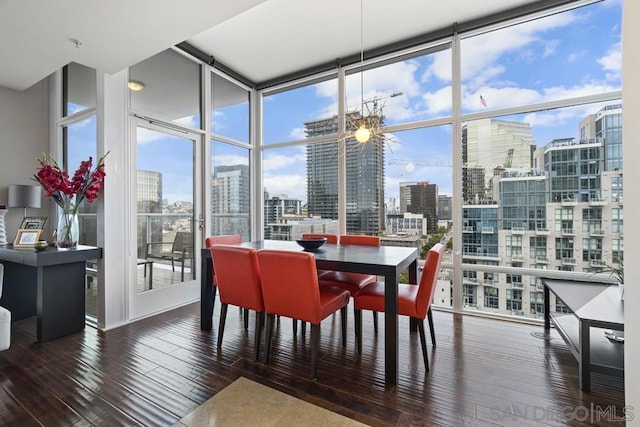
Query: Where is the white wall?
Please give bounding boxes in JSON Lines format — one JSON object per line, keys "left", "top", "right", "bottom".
{"left": 622, "top": 0, "right": 639, "bottom": 422}
{"left": 0, "top": 82, "right": 50, "bottom": 240}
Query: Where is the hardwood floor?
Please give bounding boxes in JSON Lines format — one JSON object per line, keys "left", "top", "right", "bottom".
{"left": 0, "top": 301, "right": 625, "bottom": 426}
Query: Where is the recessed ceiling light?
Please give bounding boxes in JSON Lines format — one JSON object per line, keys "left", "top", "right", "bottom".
{"left": 128, "top": 80, "right": 145, "bottom": 91}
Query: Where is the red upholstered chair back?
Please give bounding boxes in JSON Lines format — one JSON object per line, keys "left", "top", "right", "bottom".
{"left": 205, "top": 235, "right": 242, "bottom": 247}
{"left": 339, "top": 235, "right": 380, "bottom": 247}
{"left": 415, "top": 243, "right": 445, "bottom": 318}
{"left": 257, "top": 250, "right": 322, "bottom": 324}
{"left": 210, "top": 245, "right": 263, "bottom": 312}
{"left": 302, "top": 233, "right": 338, "bottom": 244}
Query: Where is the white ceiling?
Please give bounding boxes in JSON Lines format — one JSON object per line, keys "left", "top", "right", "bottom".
{"left": 0, "top": 0, "right": 540, "bottom": 91}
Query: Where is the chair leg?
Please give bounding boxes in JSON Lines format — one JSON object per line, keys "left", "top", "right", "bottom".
{"left": 311, "top": 323, "right": 320, "bottom": 380}
{"left": 244, "top": 308, "right": 249, "bottom": 330}
{"left": 254, "top": 311, "right": 263, "bottom": 362}
{"left": 340, "top": 306, "right": 347, "bottom": 347}
{"left": 292, "top": 318, "right": 298, "bottom": 335}
{"left": 427, "top": 307, "right": 436, "bottom": 346}
{"left": 217, "top": 303, "right": 228, "bottom": 348}
{"left": 265, "top": 314, "right": 276, "bottom": 364}
{"left": 417, "top": 318, "right": 429, "bottom": 371}
{"left": 180, "top": 258, "right": 185, "bottom": 281}
{"left": 301, "top": 321, "right": 306, "bottom": 336}
{"left": 373, "top": 311, "right": 378, "bottom": 334}
{"left": 355, "top": 309, "right": 362, "bottom": 353}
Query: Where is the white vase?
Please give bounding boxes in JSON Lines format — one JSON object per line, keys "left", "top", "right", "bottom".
{"left": 56, "top": 212, "right": 79, "bottom": 249}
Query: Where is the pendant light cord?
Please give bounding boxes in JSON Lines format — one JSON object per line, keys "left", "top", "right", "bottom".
{"left": 360, "top": 0, "right": 364, "bottom": 119}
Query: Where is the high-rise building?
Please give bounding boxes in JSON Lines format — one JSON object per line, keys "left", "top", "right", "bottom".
{"left": 462, "top": 119, "right": 536, "bottom": 200}
{"left": 212, "top": 164, "right": 250, "bottom": 238}
{"left": 580, "top": 103, "right": 622, "bottom": 172}
{"left": 399, "top": 181, "right": 437, "bottom": 232}
{"left": 449, "top": 104, "right": 624, "bottom": 319}
{"left": 305, "top": 112, "right": 385, "bottom": 235}
{"left": 499, "top": 171, "right": 547, "bottom": 231}
{"left": 544, "top": 138, "right": 601, "bottom": 203}
{"left": 263, "top": 192, "right": 303, "bottom": 239}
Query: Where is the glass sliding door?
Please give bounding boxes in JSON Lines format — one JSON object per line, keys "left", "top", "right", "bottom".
{"left": 135, "top": 123, "right": 199, "bottom": 293}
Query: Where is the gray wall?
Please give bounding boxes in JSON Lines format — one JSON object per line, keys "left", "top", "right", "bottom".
{"left": 0, "top": 81, "right": 50, "bottom": 242}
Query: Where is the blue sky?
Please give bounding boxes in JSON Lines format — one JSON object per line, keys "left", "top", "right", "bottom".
{"left": 65, "top": 0, "right": 622, "bottom": 208}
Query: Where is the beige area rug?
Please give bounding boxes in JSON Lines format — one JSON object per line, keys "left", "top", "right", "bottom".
{"left": 175, "top": 377, "right": 367, "bottom": 427}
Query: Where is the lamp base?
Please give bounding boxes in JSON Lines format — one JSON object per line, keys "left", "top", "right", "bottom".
{"left": 0, "top": 209, "right": 7, "bottom": 245}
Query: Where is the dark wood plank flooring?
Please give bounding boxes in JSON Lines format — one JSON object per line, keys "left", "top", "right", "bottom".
{"left": 0, "top": 302, "right": 625, "bottom": 426}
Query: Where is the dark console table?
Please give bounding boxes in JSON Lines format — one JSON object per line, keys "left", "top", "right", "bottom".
{"left": 543, "top": 279, "right": 624, "bottom": 392}
{"left": 0, "top": 245, "right": 102, "bottom": 342}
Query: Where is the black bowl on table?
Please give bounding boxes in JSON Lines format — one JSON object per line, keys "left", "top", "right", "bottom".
{"left": 295, "top": 237, "right": 327, "bottom": 251}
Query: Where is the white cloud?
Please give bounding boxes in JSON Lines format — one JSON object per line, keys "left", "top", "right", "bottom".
{"left": 137, "top": 127, "right": 173, "bottom": 144}
{"left": 211, "top": 110, "right": 226, "bottom": 131}
{"left": 174, "top": 114, "right": 197, "bottom": 129}
{"left": 459, "top": 11, "right": 578, "bottom": 90}
{"left": 290, "top": 127, "right": 306, "bottom": 140}
{"left": 212, "top": 154, "right": 247, "bottom": 168}
{"left": 422, "top": 86, "right": 451, "bottom": 115}
{"left": 543, "top": 39, "right": 560, "bottom": 57}
{"left": 597, "top": 41, "right": 621, "bottom": 81}
{"left": 464, "top": 86, "right": 542, "bottom": 110}
{"left": 263, "top": 148, "right": 306, "bottom": 172}
{"left": 264, "top": 173, "right": 306, "bottom": 201}
{"left": 565, "top": 49, "right": 587, "bottom": 63}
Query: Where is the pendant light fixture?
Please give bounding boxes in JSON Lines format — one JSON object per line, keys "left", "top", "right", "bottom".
{"left": 355, "top": 0, "right": 370, "bottom": 144}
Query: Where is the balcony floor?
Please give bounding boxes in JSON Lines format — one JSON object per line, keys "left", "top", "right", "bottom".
{"left": 1, "top": 300, "right": 625, "bottom": 426}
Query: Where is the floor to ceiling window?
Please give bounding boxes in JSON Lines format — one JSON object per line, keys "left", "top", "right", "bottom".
{"left": 258, "top": 0, "right": 622, "bottom": 320}
{"left": 211, "top": 71, "right": 252, "bottom": 241}
{"left": 61, "top": 62, "right": 98, "bottom": 321}
{"left": 457, "top": 0, "right": 621, "bottom": 319}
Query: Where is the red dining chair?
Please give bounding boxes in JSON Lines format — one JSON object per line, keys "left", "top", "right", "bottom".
{"left": 210, "top": 245, "right": 264, "bottom": 361}
{"left": 257, "top": 249, "right": 350, "bottom": 380}
{"left": 205, "top": 235, "right": 246, "bottom": 327}
{"left": 354, "top": 243, "right": 445, "bottom": 371}
{"left": 318, "top": 234, "right": 380, "bottom": 333}
{"left": 205, "top": 235, "right": 242, "bottom": 247}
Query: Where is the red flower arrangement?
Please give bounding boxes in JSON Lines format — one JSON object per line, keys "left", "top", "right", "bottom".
{"left": 34, "top": 152, "right": 109, "bottom": 215}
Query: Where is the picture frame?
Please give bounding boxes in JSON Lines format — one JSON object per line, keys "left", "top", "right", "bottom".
{"left": 14, "top": 229, "right": 42, "bottom": 248}
{"left": 19, "top": 216, "right": 47, "bottom": 230}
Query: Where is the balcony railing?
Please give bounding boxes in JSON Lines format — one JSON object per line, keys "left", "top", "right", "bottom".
{"left": 589, "top": 259, "right": 606, "bottom": 268}
{"left": 535, "top": 228, "right": 550, "bottom": 235}
{"left": 589, "top": 197, "right": 607, "bottom": 206}
{"left": 462, "top": 226, "right": 475, "bottom": 233}
{"left": 561, "top": 228, "right": 575, "bottom": 236}
{"left": 481, "top": 226, "right": 494, "bottom": 234}
{"left": 562, "top": 257, "right": 577, "bottom": 265}
{"left": 589, "top": 228, "right": 605, "bottom": 237}
{"left": 561, "top": 198, "right": 578, "bottom": 206}
{"left": 535, "top": 256, "right": 549, "bottom": 264}
{"left": 511, "top": 226, "right": 525, "bottom": 235}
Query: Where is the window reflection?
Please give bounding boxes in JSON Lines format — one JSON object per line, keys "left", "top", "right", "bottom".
{"left": 130, "top": 49, "right": 201, "bottom": 129}
{"left": 63, "top": 63, "right": 96, "bottom": 116}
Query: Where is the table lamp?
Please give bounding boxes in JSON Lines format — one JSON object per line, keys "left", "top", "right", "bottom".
{"left": 8, "top": 184, "right": 42, "bottom": 217}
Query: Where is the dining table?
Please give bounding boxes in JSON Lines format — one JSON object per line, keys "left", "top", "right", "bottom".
{"left": 200, "top": 239, "right": 418, "bottom": 385}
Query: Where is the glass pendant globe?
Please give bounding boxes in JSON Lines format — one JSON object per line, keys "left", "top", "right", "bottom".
{"left": 355, "top": 124, "right": 371, "bottom": 143}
